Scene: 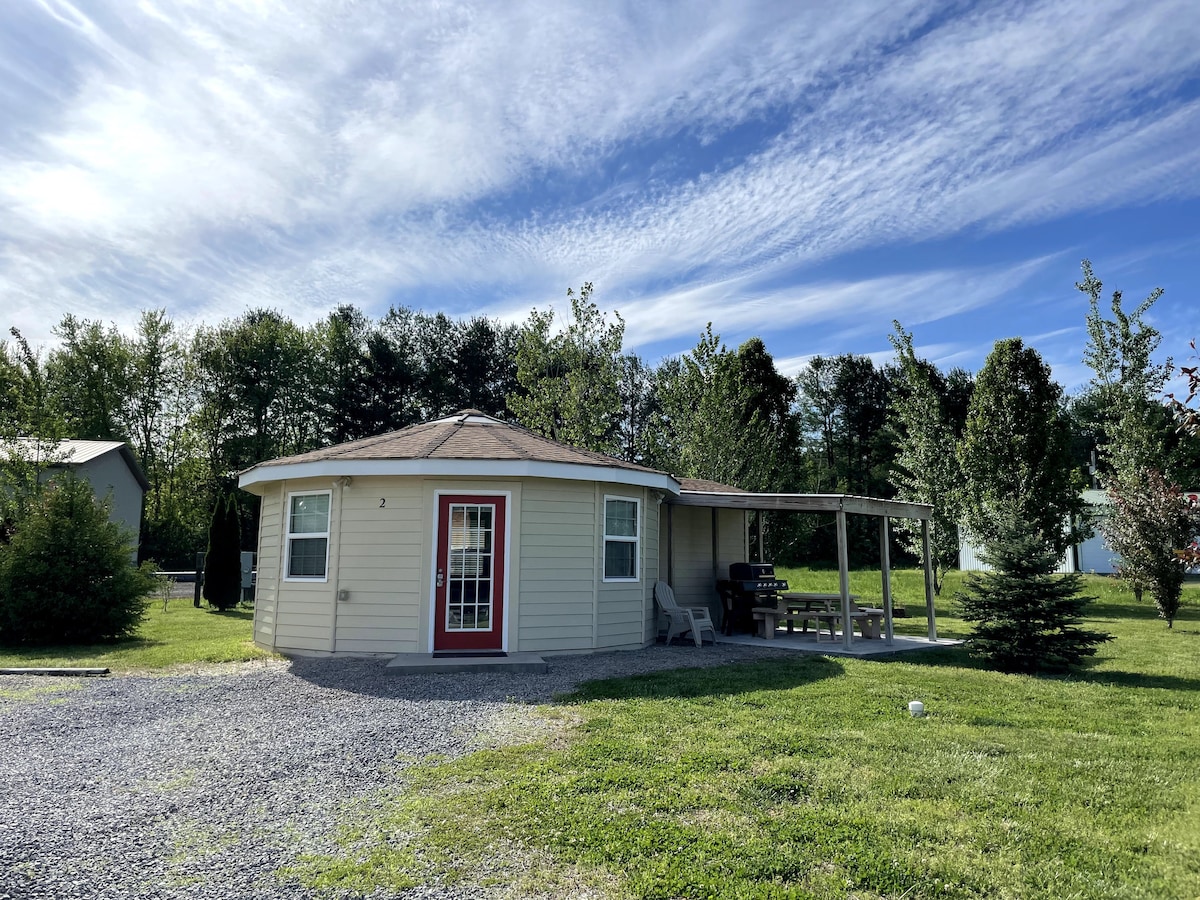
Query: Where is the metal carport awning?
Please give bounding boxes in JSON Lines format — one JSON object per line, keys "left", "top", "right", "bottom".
{"left": 664, "top": 490, "right": 938, "bottom": 651}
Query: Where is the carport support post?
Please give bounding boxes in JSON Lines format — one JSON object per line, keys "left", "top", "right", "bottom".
{"left": 836, "top": 509, "right": 853, "bottom": 651}
{"left": 922, "top": 519, "right": 938, "bottom": 641}
{"left": 879, "top": 516, "right": 894, "bottom": 645}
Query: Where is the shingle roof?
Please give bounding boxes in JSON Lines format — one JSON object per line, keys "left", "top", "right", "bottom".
{"left": 250, "top": 410, "right": 672, "bottom": 478}
{"left": 678, "top": 477, "right": 748, "bottom": 493}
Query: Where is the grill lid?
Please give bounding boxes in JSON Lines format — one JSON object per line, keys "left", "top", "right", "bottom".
{"left": 729, "top": 562, "right": 775, "bottom": 580}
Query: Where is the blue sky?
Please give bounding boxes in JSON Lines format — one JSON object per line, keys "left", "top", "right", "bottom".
{"left": 2, "top": 0, "right": 1198, "bottom": 393}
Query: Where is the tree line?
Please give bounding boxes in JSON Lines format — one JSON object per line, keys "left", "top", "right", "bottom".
{"left": 2, "top": 266, "right": 1198, "bottom": 582}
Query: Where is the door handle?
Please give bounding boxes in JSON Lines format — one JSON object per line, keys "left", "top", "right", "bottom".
{"left": 436, "top": 569, "right": 444, "bottom": 588}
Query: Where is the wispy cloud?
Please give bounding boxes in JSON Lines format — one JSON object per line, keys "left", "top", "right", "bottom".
{"left": 0, "top": 0, "right": 1197, "bottom": 359}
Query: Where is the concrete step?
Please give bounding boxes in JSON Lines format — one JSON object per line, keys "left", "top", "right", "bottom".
{"left": 385, "top": 653, "right": 548, "bottom": 674}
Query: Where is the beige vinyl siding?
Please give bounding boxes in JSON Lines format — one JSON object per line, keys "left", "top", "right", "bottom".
{"left": 641, "top": 495, "right": 660, "bottom": 642}
{"left": 271, "top": 478, "right": 336, "bottom": 653}
{"left": 660, "top": 505, "right": 748, "bottom": 629}
{"left": 333, "top": 477, "right": 425, "bottom": 654}
{"left": 595, "top": 485, "right": 656, "bottom": 649}
{"left": 253, "top": 486, "right": 282, "bottom": 648}
{"left": 518, "top": 479, "right": 597, "bottom": 652}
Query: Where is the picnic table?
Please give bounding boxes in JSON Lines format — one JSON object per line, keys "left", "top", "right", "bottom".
{"left": 752, "top": 592, "right": 886, "bottom": 641}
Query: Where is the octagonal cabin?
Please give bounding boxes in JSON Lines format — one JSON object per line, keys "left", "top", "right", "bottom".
{"left": 238, "top": 411, "right": 745, "bottom": 657}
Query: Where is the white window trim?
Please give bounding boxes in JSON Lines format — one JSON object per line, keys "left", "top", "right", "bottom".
{"left": 602, "top": 494, "right": 640, "bottom": 583}
{"left": 284, "top": 489, "right": 331, "bottom": 582}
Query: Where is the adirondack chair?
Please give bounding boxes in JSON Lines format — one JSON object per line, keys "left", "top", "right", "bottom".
{"left": 654, "top": 581, "right": 717, "bottom": 647}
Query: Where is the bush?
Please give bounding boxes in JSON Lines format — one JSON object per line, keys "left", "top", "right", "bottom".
{"left": 202, "top": 492, "right": 242, "bottom": 611}
{"left": 956, "top": 518, "right": 1111, "bottom": 673}
{"left": 0, "top": 475, "right": 157, "bottom": 645}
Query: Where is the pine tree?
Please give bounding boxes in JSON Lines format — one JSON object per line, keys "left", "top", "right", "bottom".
{"left": 0, "top": 475, "right": 156, "bottom": 644}
{"left": 956, "top": 518, "right": 1111, "bottom": 673}
{"left": 202, "top": 493, "right": 242, "bottom": 611}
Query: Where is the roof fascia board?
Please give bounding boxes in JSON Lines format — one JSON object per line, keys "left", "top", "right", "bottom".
{"left": 670, "top": 490, "right": 932, "bottom": 520}
{"left": 238, "top": 458, "right": 681, "bottom": 494}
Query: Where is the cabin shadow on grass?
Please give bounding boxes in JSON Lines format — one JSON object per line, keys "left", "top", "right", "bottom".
{"left": 563, "top": 654, "right": 845, "bottom": 703}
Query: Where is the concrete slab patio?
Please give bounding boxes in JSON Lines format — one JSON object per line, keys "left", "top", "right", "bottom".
{"left": 714, "top": 630, "right": 964, "bottom": 659}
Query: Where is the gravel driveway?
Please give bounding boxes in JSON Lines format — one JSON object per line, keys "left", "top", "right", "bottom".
{"left": 0, "top": 644, "right": 782, "bottom": 900}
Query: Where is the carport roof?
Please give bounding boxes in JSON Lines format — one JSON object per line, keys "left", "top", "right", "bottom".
{"left": 668, "top": 488, "right": 933, "bottom": 520}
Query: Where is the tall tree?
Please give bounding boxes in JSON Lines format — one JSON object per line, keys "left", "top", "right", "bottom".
{"left": 795, "top": 354, "right": 894, "bottom": 497}
{"left": 191, "top": 309, "right": 316, "bottom": 476}
{"left": 1077, "top": 259, "right": 1173, "bottom": 477}
{"left": 652, "top": 328, "right": 797, "bottom": 493}
{"left": 451, "top": 315, "right": 519, "bottom": 416}
{"left": 45, "top": 315, "right": 132, "bottom": 442}
{"left": 507, "top": 283, "right": 624, "bottom": 454}
{"left": 1077, "top": 262, "right": 1200, "bottom": 611}
{"left": 615, "top": 354, "right": 659, "bottom": 465}
{"left": 888, "top": 323, "right": 961, "bottom": 595}
{"left": 314, "top": 305, "right": 374, "bottom": 444}
{"left": 959, "top": 338, "right": 1084, "bottom": 557}
{"left": 125, "top": 310, "right": 196, "bottom": 567}
{"left": 203, "top": 492, "right": 242, "bottom": 611}
{"left": 0, "top": 329, "right": 66, "bottom": 526}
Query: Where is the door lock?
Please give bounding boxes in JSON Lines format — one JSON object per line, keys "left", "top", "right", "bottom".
{"left": 436, "top": 569, "right": 444, "bottom": 588}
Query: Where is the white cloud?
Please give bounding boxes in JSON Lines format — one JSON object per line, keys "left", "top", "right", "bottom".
{"left": 0, "top": 0, "right": 1197, "bottom": 359}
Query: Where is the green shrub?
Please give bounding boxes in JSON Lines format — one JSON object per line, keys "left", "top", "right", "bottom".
{"left": 956, "top": 518, "right": 1111, "bottom": 672}
{"left": 0, "top": 475, "right": 157, "bottom": 645}
{"left": 202, "top": 492, "right": 242, "bottom": 611}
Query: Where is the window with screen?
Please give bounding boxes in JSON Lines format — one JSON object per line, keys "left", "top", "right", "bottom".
{"left": 603, "top": 496, "right": 639, "bottom": 581}
{"left": 286, "top": 492, "right": 330, "bottom": 580}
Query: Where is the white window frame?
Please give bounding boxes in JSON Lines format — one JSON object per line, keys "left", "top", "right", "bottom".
{"left": 284, "top": 490, "right": 331, "bottom": 582}
{"left": 602, "top": 494, "right": 640, "bottom": 583}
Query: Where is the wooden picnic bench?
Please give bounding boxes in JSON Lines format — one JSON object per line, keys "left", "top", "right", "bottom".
{"left": 753, "top": 599, "right": 887, "bottom": 641}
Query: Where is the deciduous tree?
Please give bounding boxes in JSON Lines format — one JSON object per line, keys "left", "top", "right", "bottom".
{"left": 959, "top": 338, "right": 1084, "bottom": 557}
{"left": 1104, "top": 469, "right": 1199, "bottom": 626}
{"left": 888, "top": 323, "right": 961, "bottom": 595}
{"left": 507, "top": 283, "right": 624, "bottom": 454}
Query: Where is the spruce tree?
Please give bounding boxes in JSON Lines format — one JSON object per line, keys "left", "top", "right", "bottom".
{"left": 956, "top": 517, "right": 1111, "bottom": 673}
{"left": 0, "top": 475, "right": 156, "bottom": 644}
{"left": 202, "top": 493, "right": 241, "bottom": 611}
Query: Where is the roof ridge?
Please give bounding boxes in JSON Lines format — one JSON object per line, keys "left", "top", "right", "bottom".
{"left": 415, "top": 420, "right": 460, "bottom": 459}
{"left": 487, "top": 422, "right": 535, "bottom": 459}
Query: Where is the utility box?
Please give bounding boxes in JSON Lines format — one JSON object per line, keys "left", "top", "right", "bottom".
{"left": 240, "top": 551, "right": 256, "bottom": 602}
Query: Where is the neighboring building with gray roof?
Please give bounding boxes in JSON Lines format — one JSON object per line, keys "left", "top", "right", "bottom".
{"left": 7, "top": 439, "right": 148, "bottom": 552}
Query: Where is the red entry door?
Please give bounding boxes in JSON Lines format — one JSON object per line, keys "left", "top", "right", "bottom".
{"left": 434, "top": 494, "right": 506, "bottom": 651}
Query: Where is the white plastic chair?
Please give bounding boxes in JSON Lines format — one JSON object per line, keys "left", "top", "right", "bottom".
{"left": 654, "top": 581, "right": 717, "bottom": 647}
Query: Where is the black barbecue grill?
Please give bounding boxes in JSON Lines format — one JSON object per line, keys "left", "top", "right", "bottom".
{"left": 718, "top": 563, "right": 789, "bottom": 634}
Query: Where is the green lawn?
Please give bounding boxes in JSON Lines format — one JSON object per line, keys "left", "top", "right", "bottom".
{"left": 0, "top": 597, "right": 273, "bottom": 672}
{"left": 297, "top": 572, "right": 1200, "bottom": 899}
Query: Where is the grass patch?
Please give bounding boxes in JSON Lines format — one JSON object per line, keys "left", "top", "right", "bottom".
{"left": 299, "top": 573, "right": 1200, "bottom": 899}
{"left": 0, "top": 598, "right": 273, "bottom": 672}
